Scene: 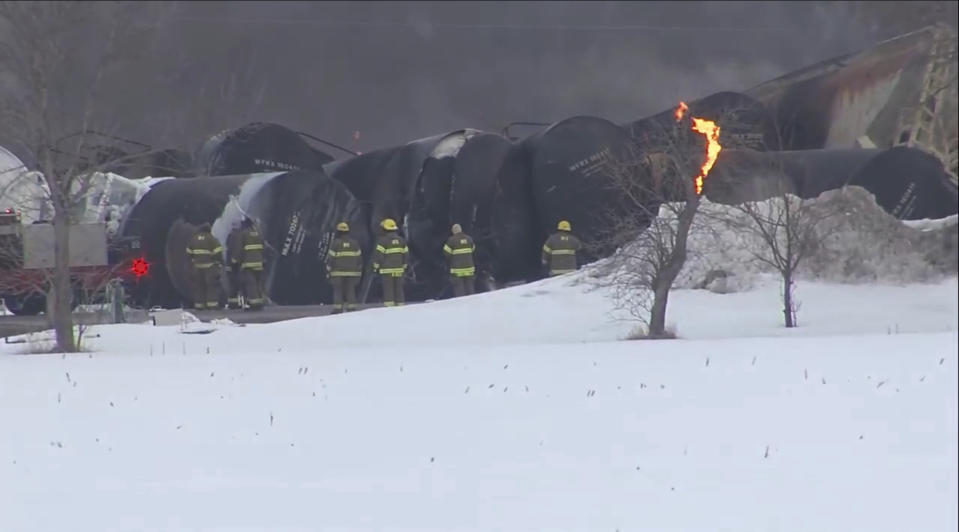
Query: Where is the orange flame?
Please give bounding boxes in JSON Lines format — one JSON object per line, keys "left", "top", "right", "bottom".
{"left": 674, "top": 101, "right": 721, "bottom": 195}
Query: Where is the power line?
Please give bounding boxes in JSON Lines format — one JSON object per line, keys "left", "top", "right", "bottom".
{"left": 164, "top": 16, "right": 791, "bottom": 33}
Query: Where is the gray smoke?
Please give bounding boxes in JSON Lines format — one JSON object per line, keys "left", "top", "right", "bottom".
{"left": 1, "top": 1, "right": 900, "bottom": 162}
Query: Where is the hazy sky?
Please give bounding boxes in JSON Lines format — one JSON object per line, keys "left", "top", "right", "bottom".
{"left": 4, "top": 1, "right": 899, "bottom": 160}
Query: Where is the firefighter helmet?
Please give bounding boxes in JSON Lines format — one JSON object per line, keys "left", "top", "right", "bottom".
{"left": 381, "top": 218, "right": 398, "bottom": 231}
{"left": 336, "top": 222, "right": 350, "bottom": 232}
{"left": 451, "top": 223, "right": 462, "bottom": 234}
{"left": 557, "top": 220, "right": 571, "bottom": 231}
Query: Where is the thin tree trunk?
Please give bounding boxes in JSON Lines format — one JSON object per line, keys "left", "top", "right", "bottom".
{"left": 648, "top": 283, "right": 670, "bottom": 337}
{"left": 783, "top": 270, "right": 795, "bottom": 328}
{"left": 647, "top": 196, "right": 698, "bottom": 337}
{"left": 52, "top": 210, "right": 76, "bottom": 352}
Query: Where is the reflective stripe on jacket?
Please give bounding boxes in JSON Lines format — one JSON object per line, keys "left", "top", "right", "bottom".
{"left": 541, "top": 231, "right": 582, "bottom": 275}
{"left": 443, "top": 234, "right": 475, "bottom": 277}
{"left": 372, "top": 231, "right": 409, "bottom": 277}
{"left": 186, "top": 231, "right": 224, "bottom": 269}
{"left": 240, "top": 228, "right": 264, "bottom": 270}
{"left": 327, "top": 235, "right": 363, "bottom": 277}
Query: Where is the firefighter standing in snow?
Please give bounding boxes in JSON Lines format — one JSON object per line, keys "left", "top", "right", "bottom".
{"left": 232, "top": 217, "right": 266, "bottom": 310}
{"left": 372, "top": 218, "right": 409, "bottom": 307}
{"left": 542, "top": 220, "right": 583, "bottom": 277}
{"left": 225, "top": 220, "right": 244, "bottom": 309}
{"left": 443, "top": 223, "right": 476, "bottom": 297}
{"left": 325, "top": 221, "right": 363, "bottom": 313}
{"left": 186, "top": 223, "right": 224, "bottom": 310}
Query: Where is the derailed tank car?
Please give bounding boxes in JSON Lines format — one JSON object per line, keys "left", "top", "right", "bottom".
{"left": 624, "top": 91, "right": 780, "bottom": 152}
{"left": 704, "top": 146, "right": 959, "bottom": 220}
{"left": 516, "top": 115, "right": 658, "bottom": 272}
{"left": 747, "top": 24, "right": 957, "bottom": 165}
{"left": 404, "top": 130, "right": 515, "bottom": 296}
{"left": 323, "top": 129, "right": 516, "bottom": 300}
{"left": 120, "top": 170, "right": 369, "bottom": 309}
{"left": 193, "top": 122, "right": 338, "bottom": 177}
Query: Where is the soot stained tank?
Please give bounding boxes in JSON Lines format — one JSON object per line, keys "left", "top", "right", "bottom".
{"left": 450, "top": 132, "right": 515, "bottom": 290}
{"left": 624, "top": 91, "right": 779, "bottom": 152}
{"left": 323, "top": 130, "right": 474, "bottom": 301}
{"left": 522, "top": 116, "right": 654, "bottom": 268}
{"left": 323, "top": 132, "right": 452, "bottom": 224}
{"left": 487, "top": 141, "right": 540, "bottom": 285}
{"left": 705, "top": 146, "right": 959, "bottom": 220}
{"left": 194, "top": 122, "right": 336, "bottom": 177}
{"left": 406, "top": 130, "right": 514, "bottom": 298}
{"left": 121, "top": 170, "right": 368, "bottom": 308}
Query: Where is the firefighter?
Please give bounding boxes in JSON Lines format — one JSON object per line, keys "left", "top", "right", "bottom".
{"left": 236, "top": 217, "right": 266, "bottom": 310}
{"left": 185, "top": 223, "right": 224, "bottom": 310}
{"left": 541, "top": 220, "right": 583, "bottom": 277}
{"left": 225, "top": 220, "right": 244, "bottom": 309}
{"left": 325, "top": 221, "right": 363, "bottom": 314}
{"left": 372, "top": 218, "right": 409, "bottom": 307}
{"left": 443, "top": 223, "right": 476, "bottom": 297}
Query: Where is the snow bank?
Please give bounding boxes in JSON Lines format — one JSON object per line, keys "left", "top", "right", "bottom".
{"left": 903, "top": 214, "right": 959, "bottom": 232}
{"left": 0, "top": 312, "right": 955, "bottom": 531}
{"left": 663, "top": 186, "right": 959, "bottom": 291}
{"left": 5, "top": 274, "right": 957, "bottom": 352}
{"left": 1, "top": 255, "right": 956, "bottom": 530}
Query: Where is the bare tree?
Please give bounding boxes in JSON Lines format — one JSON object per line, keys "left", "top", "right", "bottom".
{"left": 591, "top": 103, "right": 722, "bottom": 338}
{"left": 720, "top": 185, "right": 839, "bottom": 328}
{"left": 0, "top": 2, "right": 167, "bottom": 352}
{"left": 702, "top": 109, "right": 844, "bottom": 329}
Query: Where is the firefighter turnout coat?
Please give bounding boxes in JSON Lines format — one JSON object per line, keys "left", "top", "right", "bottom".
{"left": 443, "top": 233, "right": 476, "bottom": 278}
{"left": 541, "top": 231, "right": 583, "bottom": 276}
{"left": 326, "top": 234, "right": 363, "bottom": 277}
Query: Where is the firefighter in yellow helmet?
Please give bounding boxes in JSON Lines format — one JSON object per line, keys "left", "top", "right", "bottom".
{"left": 443, "top": 223, "right": 476, "bottom": 297}
{"left": 372, "top": 218, "right": 409, "bottom": 307}
{"left": 541, "top": 219, "right": 583, "bottom": 277}
{"left": 325, "top": 221, "right": 363, "bottom": 314}
{"left": 236, "top": 217, "right": 266, "bottom": 310}
{"left": 185, "top": 222, "right": 224, "bottom": 310}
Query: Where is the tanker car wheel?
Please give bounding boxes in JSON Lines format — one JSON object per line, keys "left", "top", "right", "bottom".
{"left": 3, "top": 294, "right": 46, "bottom": 316}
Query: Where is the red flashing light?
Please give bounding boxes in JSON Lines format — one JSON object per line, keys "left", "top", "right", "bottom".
{"left": 130, "top": 257, "right": 150, "bottom": 278}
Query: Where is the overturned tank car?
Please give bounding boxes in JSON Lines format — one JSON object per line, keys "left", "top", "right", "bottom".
{"left": 193, "top": 122, "right": 340, "bottom": 177}
{"left": 747, "top": 25, "right": 957, "bottom": 179}
{"left": 120, "top": 170, "right": 369, "bottom": 309}
{"left": 511, "top": 115, "right": 657, "bottom": 274}
{"left": 703, "top": 145, "right": 959, "bottom": 220}
{"left": 323, "top": 129, "right": 516, "bottom": 300}
{"left": 624, "top": 91, "right": 780, "bottom": 152}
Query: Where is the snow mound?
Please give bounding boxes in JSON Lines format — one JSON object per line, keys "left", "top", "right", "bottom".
{"left": 0, "top": 275, "right": 956, "bottom": 531}
{"left": 672, "top": 186, "right": 958, "bottom": 292}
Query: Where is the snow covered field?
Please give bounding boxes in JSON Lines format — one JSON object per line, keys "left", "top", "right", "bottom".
{"left": 1, "top": 274, "right": 957, "bottom": 531}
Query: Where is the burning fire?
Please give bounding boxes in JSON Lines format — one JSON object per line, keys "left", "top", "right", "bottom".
{"left": 674, "top": 101, "right": 721, "bottom": 195}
